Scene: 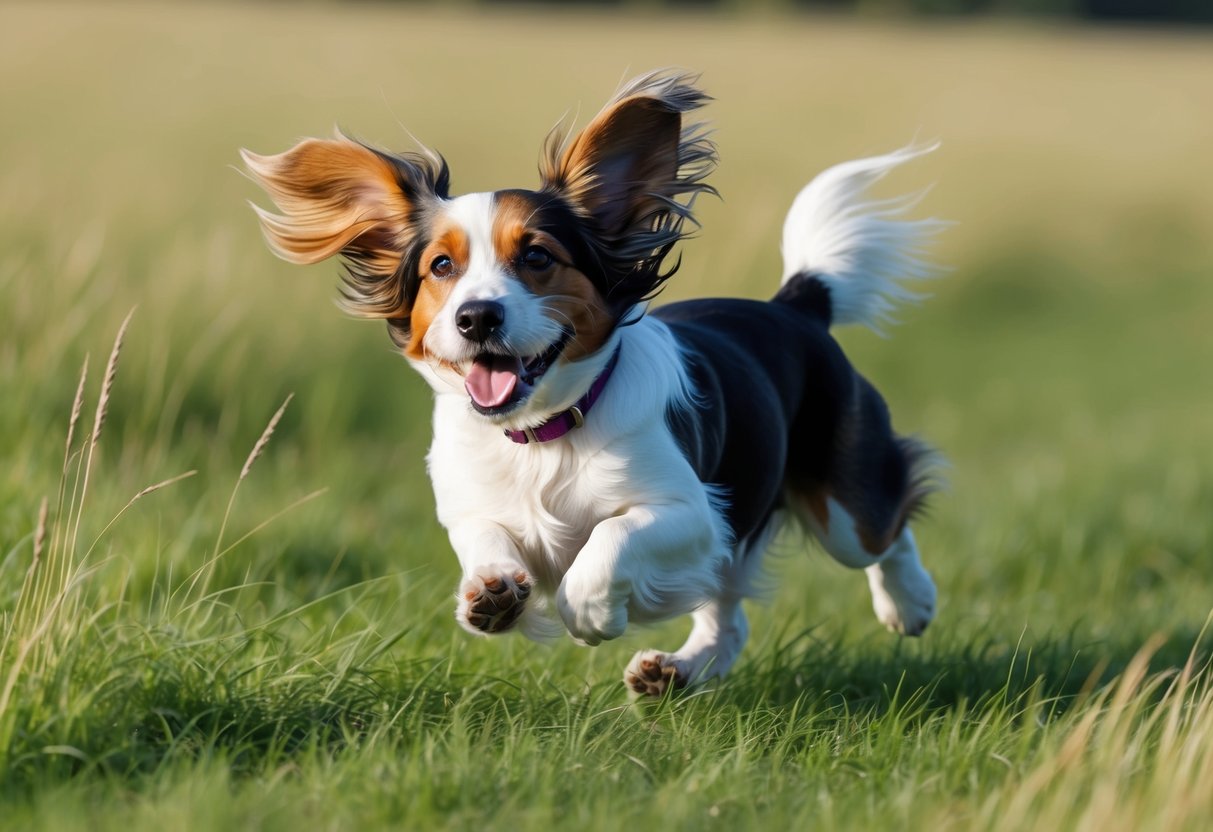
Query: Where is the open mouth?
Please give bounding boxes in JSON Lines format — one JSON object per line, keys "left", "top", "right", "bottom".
{"left": 463, "top": 330, "right": 572, "bottom": 415}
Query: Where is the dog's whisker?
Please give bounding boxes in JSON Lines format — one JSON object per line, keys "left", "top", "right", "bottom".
{"left": 536, "top": 306, "right": 578, "bottom": 334}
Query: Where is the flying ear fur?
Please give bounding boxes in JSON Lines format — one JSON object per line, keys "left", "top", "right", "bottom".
{"left": 539, "top": 70, "right": 717, "bottom": 313}
{"left": 241, "top": 135, "right": 448, "bottom": 318}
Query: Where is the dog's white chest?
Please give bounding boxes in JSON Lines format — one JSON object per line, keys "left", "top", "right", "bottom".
{"left": 493, "top": 453, "right": 602, "bottom": 574}
{"left": 427, "top": 411, "right": 618, "bottom": 585}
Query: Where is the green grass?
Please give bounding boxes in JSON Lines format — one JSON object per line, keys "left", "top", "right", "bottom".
{"left": 4, "top": 2, "right": 1213, "bottom": 829}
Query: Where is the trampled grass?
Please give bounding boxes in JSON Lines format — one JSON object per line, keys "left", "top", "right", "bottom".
{"left": 3, "top": 2, "right": 1213, "bottom": 829}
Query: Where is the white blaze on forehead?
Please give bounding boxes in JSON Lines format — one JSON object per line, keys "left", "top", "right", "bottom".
{"left": 443, "top": 192, "right": 505, "bottom": 302}
{"left": 420, "top": 191, "right": 564, "bottom": 369}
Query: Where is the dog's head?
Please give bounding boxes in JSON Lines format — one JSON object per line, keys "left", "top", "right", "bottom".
{"left": 243, "top": 71, "right": 715, "bottom": 429}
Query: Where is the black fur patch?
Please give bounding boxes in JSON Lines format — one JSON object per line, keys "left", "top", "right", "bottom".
{"left": 656, "top": 279, "right": 933, "bottom": 555}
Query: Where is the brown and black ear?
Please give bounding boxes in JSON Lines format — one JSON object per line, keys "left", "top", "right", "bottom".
{"left": 241, "top": 136, "right": 448, "bottom": 318}
{"left": 539, "top": 71, "right": 717, "bottom": 309}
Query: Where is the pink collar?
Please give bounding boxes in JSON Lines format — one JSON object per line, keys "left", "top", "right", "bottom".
{"left": 504, "top": 344, "right": 621, "bottom": 445}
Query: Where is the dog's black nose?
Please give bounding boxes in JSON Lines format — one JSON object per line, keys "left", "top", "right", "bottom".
{"left": 455, "top": 300, "right": 506, "bottom": 344}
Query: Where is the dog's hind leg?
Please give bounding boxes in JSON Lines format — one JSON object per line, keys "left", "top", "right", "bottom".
{"left": 794, "top": 491, "right": 936, "bottom": 636}
{"left": 621, "top": 515, "right": 782, "bottom": 698}
{"left": 789, "top": 374, "right": 939, "bottom": 636}
{"left": 624, "top": 596, "right": 749, "bottom": 698}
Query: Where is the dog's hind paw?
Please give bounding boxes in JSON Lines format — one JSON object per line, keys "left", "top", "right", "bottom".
{"left": 624, "top": 650, "right": 689, "bottom": 698}
{"left": 457, "top": 568, "right": 532, "bottom": 635}
{"left": 866, "top": 549, "right": 936, "bottom": 637}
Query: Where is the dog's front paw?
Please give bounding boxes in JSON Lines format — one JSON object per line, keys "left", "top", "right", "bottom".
{"left": 555, "top": 574, "right": 628, "bottom": 646}
{"left": 624, "top": 650, "right": 689, "bottom": 698}
{"left": 866, "top": 557, "right": 936, "bottom": 637}
{"left": 457, "top": 568, "right": 532, "bottom": 635}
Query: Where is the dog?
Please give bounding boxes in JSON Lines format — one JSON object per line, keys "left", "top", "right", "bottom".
{"left": 243, "top": 70, "right": 944, "bottom": 697}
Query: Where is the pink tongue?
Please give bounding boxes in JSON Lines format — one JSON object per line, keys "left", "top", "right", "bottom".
{"left": 465, "top": 355, "right": 523, "bottom": 409}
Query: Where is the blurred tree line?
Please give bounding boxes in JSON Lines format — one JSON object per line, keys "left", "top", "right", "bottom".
{"left": 471, "top": 0, "right": 1213, "bottom": 23}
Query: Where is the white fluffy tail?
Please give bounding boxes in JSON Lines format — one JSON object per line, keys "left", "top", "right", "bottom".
{"left": 780, "top": 143, "right": 948, "bottom": 332}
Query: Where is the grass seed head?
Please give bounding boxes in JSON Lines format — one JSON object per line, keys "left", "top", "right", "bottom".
{"left": 240, "top": 393, "right": 294, "bottom": 481}
{"left": 64, "top": 354, "right": 89, "bottom": 465}
{"left": 32, "top": 497, "right": 49, "bottom": 568}
{"left": 91, "top": 308, "right": 135, "bottom": 449}
{"left": 132, "top": 470, "right": 198, "bottom": 502}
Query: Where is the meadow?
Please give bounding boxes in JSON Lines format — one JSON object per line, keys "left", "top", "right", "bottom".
{"left": 2, "top": 2, "right": 1213, "bottom": 828}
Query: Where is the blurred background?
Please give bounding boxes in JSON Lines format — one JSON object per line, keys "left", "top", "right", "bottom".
{"left": 2, "top": 0, "right": 1211, "bottom": 674}
{"left": 463, "top": 0, "right": 1211, "bottom": 21}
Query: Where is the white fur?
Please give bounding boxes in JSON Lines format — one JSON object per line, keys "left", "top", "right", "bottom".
{"left": 781, "top": 143, "right": 948, "bottom": 333}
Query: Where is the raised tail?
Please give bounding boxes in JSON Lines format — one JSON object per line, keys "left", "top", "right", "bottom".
{"left": 778, "top": 143, "right": 948, "bottom": 332}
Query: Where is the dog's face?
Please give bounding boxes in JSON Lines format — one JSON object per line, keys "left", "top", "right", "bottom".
{"left": 243, "top": 72, "right": 714, "bottom": 427}
{"left": 394, "top": 188, "right": 616, "bottom": 423}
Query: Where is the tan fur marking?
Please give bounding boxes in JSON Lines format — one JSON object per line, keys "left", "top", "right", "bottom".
{"left": 404, "top": 223, "right": 469, "bottom": 362}
{"left": 796, "top": 485, "right": 908, "bottom": 557}
{"left": 243, "top": 135, "right": 449, "bottom": 322}
{"left": 242, "top": 139, "right": 408, "bottom": 272}
{"left": 420, "top": 225, "right": 471, "bottom": 276}
{"left": 858, "top": 522, "right": 899, "bottom": 558}
{"left": 490, "top": 195, "right": 533, "bottom": 271}
{"left": 537, "top": 72, "right": 715, "bottom": 271}
{"left": 866, "top": 484, "right": 929, "bottom": 556}
{"left": 841, "top": 491, "right": 912, "bottom": 557}
{"left": 801, "top": 490, "right": 830, "bottom": 534}
{"left": 491, "top": 194, "right": 613, "bottom": 362}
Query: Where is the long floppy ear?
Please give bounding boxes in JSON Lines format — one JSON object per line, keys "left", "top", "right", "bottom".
{"left": 539, "top": 70, "right": 716, "bottom": 311}
{"left": 241, "top": 135, "right": 448, "bottom": 318}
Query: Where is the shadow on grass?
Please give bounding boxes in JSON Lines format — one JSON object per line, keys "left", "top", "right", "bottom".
{"left": 721, "top": 622, "right": 1211, "bottom": 715}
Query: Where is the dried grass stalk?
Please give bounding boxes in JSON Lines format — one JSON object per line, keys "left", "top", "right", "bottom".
{"left": 91, "top": 307, "right": 135, "bottom": 449}
{"left": 64, "top": 354, "right": 89, "bottom": 468}
{"left": 72, "top": 308, "right": 134, "bottom": 562}
{"left": 132, "top": 470, "right": 198, "bottom": 502}
{"left": 204, "top": 394, "right": 296, "bottom": 595}
{"left": 240, "top": 393, "right": 294, "bottom": 481}
{"left": 32, "top": 497, "right": 48, "bottom": 568}
{"left": 77, "top": 471, "right": 199, "bottom": 566}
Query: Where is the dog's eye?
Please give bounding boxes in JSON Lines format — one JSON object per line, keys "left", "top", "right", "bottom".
{"left": 521, "top": 246, "right": 553, "bottom": 271}
{"left": 430, "top": 255, "right": 454, "bottom": 278}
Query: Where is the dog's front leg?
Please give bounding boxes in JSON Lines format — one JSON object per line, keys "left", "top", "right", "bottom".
{"left": 448, "top": 520, "right": 534, "bottom": 636}
{"left": 556, "top": 502, "right": 724, "bottom": 646}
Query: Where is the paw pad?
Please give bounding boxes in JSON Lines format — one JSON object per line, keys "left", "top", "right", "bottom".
{"left": 460, "top": 570, "right": 531, "bottom": 634}
{"left": 625, "top": 652, "right": 687, "bottom": 698}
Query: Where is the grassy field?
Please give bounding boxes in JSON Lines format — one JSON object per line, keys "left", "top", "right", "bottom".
{"left": 3, "top": 2, "right": 1213, "bottom": 828}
